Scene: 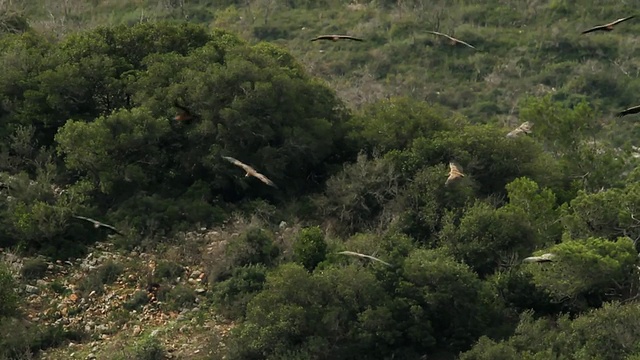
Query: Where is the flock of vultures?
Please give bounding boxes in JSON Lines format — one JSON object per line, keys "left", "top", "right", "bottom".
{"left": 71, "top": 15, "right": 640, "bottom": 265}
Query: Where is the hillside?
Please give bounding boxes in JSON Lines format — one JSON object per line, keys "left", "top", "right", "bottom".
{"left": 0, "top": 1, "right": 640, "bottom": 360}
{"left": 10, "top": 0, "right": 640, "bottom": 144}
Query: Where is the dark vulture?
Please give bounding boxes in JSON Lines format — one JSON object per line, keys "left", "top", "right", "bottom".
{"left": 310, "top": 35, "right": 364, "bottom": 42}
{"left": 426, "top": 31, "right": 476, "bottom": 49}
{"left": 581, "top": 16, "right": 635, "bottom": 34}
{"left": 616, "top": 105, "right": 640, "bottom": 117}
{"left": 222, "top": 156, "right": 278, "bottom": 188}
{"left": 72, "top": 215, "right": 123, "bottom": 236}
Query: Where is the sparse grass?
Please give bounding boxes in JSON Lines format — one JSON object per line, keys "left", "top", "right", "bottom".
{"left": 153, "top": 260, "right": 184, "bottom": 282}
{"left": 122, "top": 290, "right": 150, "bottom": 311}
{"left": 48, "top": 280, "right": 68, "bottom": 295}
{"left": 77, "top": 260, "right": 124, "bottom": 297}
{"left": 20, "top": 258, "right": 48, "bottom": 280}
{"left": 160, "top": 284, "right": 196, "bottom": 311}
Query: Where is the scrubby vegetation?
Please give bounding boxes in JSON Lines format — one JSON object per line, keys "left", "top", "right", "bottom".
{"left": 1, "top": 0, "right": 640, "bottom": 359}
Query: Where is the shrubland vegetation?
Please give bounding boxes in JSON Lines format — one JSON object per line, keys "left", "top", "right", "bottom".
{"left": 1, "top": 0, "right": 640, "bottom": 359}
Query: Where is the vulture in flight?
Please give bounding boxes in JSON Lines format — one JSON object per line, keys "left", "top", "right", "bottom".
{"left": 445, "top": 161, "right": 465, "bottom": 186}
{"left": 72, "top": 215, "right": 123, "bottom": 236}
{"left": 581, "top": 15, "right": 635, "bottom": 34}
{"left": 222, "top": 156, "right": 278, "bottom": 188}
{"left": 523, "top": 253, "right": 556, "bottom": 263}
{"left": 426, "top": 31, "right": 476, "bottom": 49}
{"left": 506, "top": 121, "right": 533, "bottom": 138}
{"left": 174, "top": 102, "right": 194, "bottom": 122}
{"left": 337, "top": 251, "right": 392, "bottom": 267}
{"left": 616, "top": 104, "right": 640, "bottom": 117}
{"left": 310, "top": 34, "right": 364, "bottom": 42}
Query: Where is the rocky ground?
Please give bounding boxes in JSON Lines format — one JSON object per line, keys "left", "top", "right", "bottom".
{"left": 0, "top": 224, "right": 257, "bottom": 360}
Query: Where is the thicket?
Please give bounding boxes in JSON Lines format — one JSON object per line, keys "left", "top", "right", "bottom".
{"left": 0, "top": 1, "right": 640, "bottom": 359}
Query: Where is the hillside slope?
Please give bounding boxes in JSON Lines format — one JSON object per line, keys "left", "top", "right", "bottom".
{"left": 11, "top": 0, "right": 640, "bottom": 144}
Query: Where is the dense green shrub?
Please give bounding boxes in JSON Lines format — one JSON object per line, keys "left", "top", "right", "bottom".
{"left": 292, "top": 226, "right": 327, "bottom": 271}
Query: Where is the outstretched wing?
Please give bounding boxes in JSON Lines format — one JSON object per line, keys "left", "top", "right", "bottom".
{"left": 72, "top": 215, "right": 97, "bottom": 225}
{"left": 253, "top": 172, "right": 278, "bottom": 188}
{"left": 616, "top": 105, "right": 640, "bottom": 117}
{"left": 523, "top": 253, "right": 556, "bottom": 263}
{"left": 581, "top": 25, "right": 608, "bottom": 34}
{"left": 582, "top": 15, "right": 635, "bottom": 34}
{"left": 222, "top": 156, "right": 254, "bottom": 173}
{"left": 337, "top": 35, "right": 364, "bottom": 41}
{"left": 338, "top": 251, "right": 392, "bottom": 267}
{"left": 311, "top": 35, "right": 335, "bottom": 41}
{"left": 311, "top": 34, "right": 364, "bottom": 42}
{"left": 445, "top": 161, "right": 465, "bottom": 185}
{"left": 427, "top": 31, "right": 476, "bottom": 49}
{"left": 610, "top": 15, "right": 635, "bottom": 26}
{"left": 506, "top": 121, "right": 533, "bottom": 138}
{"left": 73, "top": 215, "right": 123, "bottom": 235}
{"left": 98, "top": 222, "right": 123, "bottom": 235}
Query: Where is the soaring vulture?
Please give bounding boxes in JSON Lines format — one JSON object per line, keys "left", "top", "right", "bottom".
{"left": 445, "top": 161, "right": 465, "bottom": 186}
{"left": 616, "top": 105, "right": 640, "bottom": 117}
{"left": 72, "top": 215, "right": 123, "bottom": 236}
{"left": 337, "top": 251, "right": 392, "bottom": 267}
{"left": 310, "top": 35, "right": 364, "bottom": 42}
{"left": 581, "top": 15, "right": 635, "bottom": 34}
{"left": 426, "top": 31, "right": 476, "bottom": 49}
{"left": 222, "top": 156, "right": 278, "bottom": 188}
{"left": 506, "top": 121, "right": 533, "bottom": 138}
{"left": 174, "top": 102, "right": 194, "bottom": 122}
{"left": 522, "top": 253, "right": 556, "bottom": 263}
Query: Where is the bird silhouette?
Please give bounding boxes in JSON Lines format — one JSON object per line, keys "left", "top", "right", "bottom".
{"left": 72, "top": 215, "right": 123, "bottom": 235}
{"left": 222, "top": 156, "right": 278, "bottom": 188}
{"left": 506, "top": 121, "right": 533, "bottom": 138}
{"left": 426, "top": 31, "right": 476, "bottom": 49}
{"left": 581, "top": 15, "right": 635, "bottom": 34}
{"left": 174, "top": 101, "right": 194, "bottom": 122}
{"left": 523, "top": 253, "right": 556, "bottom": 263}
{"left": 445, "top": 161, "right": 465, "bottom": 186}
{"left": 310, "top": 34, "right": 364, "bottom": 42}
{"left": 337, "top": 251, "right": 392, "bottom": 267}
{"left": 616, "top": 105, "right": 640, "bottom": 117}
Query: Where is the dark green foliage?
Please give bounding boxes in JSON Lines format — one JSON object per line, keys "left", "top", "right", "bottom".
{"left": 0, "top": 265, "right": 18, "bottom": 317}
{"left": 153, "top": 260, "right": 184, "bottom": 282}
{"left": 131, "top": 336, "right": 166, "bottom": 360}
{"left": 227, "top": 263, "right": 399, "bottom": 359}
{"left": 292, "top": 226, "right": 327, "bottom": 271}
{"left": 0, "top": 319, "right": 87, "bottom": 360}
{"left": 159, "top": 284, "right": 196, "bottom": 311}
{"left": 462, "top": 303, "right": 640, "bottom": 360}
{"left": 399, "top": 249, "right": 503, "bottom": 353}
{"left": 226, "top": 227, "right": 279, "bottom": 269}
{"left": 211, "top": 264, "right": 268, "bottom": 319}
{"left": 1, "top": 5, "right": 640, "bottom": 359}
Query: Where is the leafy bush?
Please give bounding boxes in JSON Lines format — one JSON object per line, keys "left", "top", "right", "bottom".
{"left": 153, "top": 260, "right": 184, "bottom": 282}
{"left": 293, "top": 226, "right": 327, "bottom": 271}
{"left": 160, "top": 284, "right": 196, "bottom": 311}
{"left": 223, "top": 227, "right": 279, "bottom": 273}
{"left": 0, "top": 265, "right": 18, "bottom": 317}
{"left": 132, "top": 336, "right": 165, "bottom": 360}
{"left": 211, "top": 264, "right": 267, "bottom": 319}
